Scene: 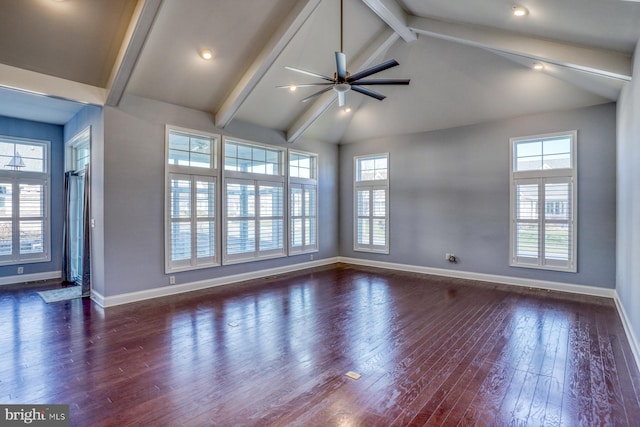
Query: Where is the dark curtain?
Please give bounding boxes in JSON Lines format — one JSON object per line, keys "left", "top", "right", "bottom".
{"left": 61, "top": 171, "right": 73, "bottom": 284}
{"left": 81, "top": 165, "right": 91, "bottom": 297}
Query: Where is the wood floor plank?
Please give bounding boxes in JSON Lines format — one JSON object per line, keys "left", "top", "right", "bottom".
{"left": 0, "top": 265, "right": 638, "bottom": 426}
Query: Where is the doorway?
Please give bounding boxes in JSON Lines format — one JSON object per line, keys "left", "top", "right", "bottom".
{"left": 65, "top": 128, "right": 90, "bottom": 285}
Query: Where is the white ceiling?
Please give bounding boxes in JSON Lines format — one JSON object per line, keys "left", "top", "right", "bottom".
{"left": 0, "top": 0, "right": 638, "bottom": 144}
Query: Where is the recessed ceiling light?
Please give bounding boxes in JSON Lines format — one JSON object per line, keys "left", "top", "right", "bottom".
{"left": 343, "top": 105, "right": 352, "bottom": 113}
{"left": 512, "top": 6, "right": 528, "bottom": 17}
{"left": 289, "top": 85, "right": 297, "bottom": 92}
{"left": 533, "top": 62, "right": 544, "bottom": 70}
{"left": 199, "top": 49, "right": 213, "bottom": 61}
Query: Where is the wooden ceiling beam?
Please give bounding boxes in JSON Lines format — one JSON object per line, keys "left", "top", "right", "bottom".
{"left": 0, "top": 64, "right": 106, "bottom": 106}
{"left": 408, "top": 15, "right": 632, "bottom": 81}
{"left": 361, "top": 0, "right": 417, "bottom": 42}
{"left": 214, "top": 0, "right": 322, "bottom": 128}
{"left": 106, "top": 0, "right": 164, "bottom": 106}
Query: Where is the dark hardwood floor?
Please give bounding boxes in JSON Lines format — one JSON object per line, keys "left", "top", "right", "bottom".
{"left": 1, "top": 264, "right": 639, "bottom": 426}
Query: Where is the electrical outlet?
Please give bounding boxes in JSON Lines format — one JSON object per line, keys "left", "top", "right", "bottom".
{"left": 169, "top": 276, "right": 175, "bottom": 285}
{"left": 445, "top": 253, "right": 451, "bottom": 261}
{"left": 310, "top": 254, "right": 314, "bottom": 261}
{"left": 17, "top": 266, "right": 24, "bottom": 274}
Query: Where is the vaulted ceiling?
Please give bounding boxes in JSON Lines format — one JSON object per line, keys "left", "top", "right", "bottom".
{"left": 0, "top": 0, "right": 638, "bottom": 144}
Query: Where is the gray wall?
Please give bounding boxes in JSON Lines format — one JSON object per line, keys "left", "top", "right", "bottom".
{"left": 617, "top": 41, "right": 640, "bottom": 341}
{"left": 101, "top": 95, "right": 339, "bottom": 297}
{"left": 340, "top": 103, "right": 617, "bottom": 288}
{"left": 64, "top": 105, "right": 105, "bottom": 295}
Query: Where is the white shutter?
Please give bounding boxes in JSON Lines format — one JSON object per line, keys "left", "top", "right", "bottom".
{"left": 543, "top": 177, "right": 574, "bottom": 269}
{"left": 258, "top": 182, "right": 284, "bottom": 253}
{"left": 195, "top": 177, "right": 216, "bottom": 265}
{"left": 225, "top": 179, "right": 256, "bottom": 259}
{"left": 0, "top": 181, "right": 12, "bottom": 258}
{"left": 223, "top": 178, "right": 284, "bottom": 263}
{"left": 289, "top": 183, "right": 317, "bottom": 254}
{"left": 511, "top": 176, "right": 575, "bottom": 271}
{"left": 355, "top": 186, "right": 388, "bottom": 253}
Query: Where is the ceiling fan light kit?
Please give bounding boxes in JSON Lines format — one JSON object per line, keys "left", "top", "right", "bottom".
{"left": 279, "top": 0, "right": 410, "bottom": 109}
{"left": 512, "top": 5, "right": 529, "bottom": 17}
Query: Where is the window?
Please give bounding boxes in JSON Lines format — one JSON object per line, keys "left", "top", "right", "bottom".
{"left": 223, "top": 137, "right": 285, "bottom": 263}
{"left": 289, "top": 151, "right": 317, "bottom": 254}
{"left": 0, "top": 136, "right": 50, "bottom": 265}
{"left": 510, "top": 131, "right": 577, "bottom": 272}
{"left": 165, "top": 127, "right": 219, "bottom": 272}
{"left": 354, "top": 154, "right": 389, "bottom": 253}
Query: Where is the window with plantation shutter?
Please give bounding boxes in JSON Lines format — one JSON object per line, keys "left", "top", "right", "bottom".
{"left": 0, "top": 136, "right": 50, "bottom": 266}
{"left": 289, "top": 150, "right": 317, "bottom": 255}
{"left": 165, "top": 126, "right": 219, "bottom": 272}
{"left": 510, "top": 132, "right": 577, "bottom": 272}
{"left": 354, "top": 154, "right": 389, "bottom": 253}
{"left": 223, "top": 137, "right": 285, "bottom": 264}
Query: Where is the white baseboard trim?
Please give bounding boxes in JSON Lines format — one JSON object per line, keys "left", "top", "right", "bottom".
{"left": 90, "top": 289, "right": 105, "bottom": 307}
{"left": 613, "top": 293, "right": 640, "bottom": 373}
{"left": 94, "top": 257, "right": 341, "bottom": 308}
{"left": 338, "top": 257, "right": 616, "bottom": 299}
{"left": 0, "top": 270, "right": 61, "bottom": 286}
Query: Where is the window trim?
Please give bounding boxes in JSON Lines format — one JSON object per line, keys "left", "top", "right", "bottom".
{"left": 65, "top": 126, "right": 91, "bottom": 173}
{"left": 509, "top": 130, "right": 577, "bottom": 272}
{"left": 288, "top": 149, "right": 318, "bottom": 255}
{"left": 164, "top": 125, "right": 220, "bottom": 273}
{"left": 0, "top": 135, "right": 51, "bottom": 266}
{"left": 222, "top": 136, "right": 287, "bottom": 265}
{"left": 353, "top": 153, "right": 389, "bottom": 254}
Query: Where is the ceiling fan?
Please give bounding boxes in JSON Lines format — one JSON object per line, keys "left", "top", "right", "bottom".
{"left": 278, "top": 0, "right": 410, "bottom": 108}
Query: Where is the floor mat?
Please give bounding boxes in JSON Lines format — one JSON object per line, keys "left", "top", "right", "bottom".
{"left": 38, "top": 286, "right": 82, "bottom": 303}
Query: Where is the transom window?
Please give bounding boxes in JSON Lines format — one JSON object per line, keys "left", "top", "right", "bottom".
{"left": 168, "top": 129, "right": 214, "bottom": 169}
{"left": 356, "top": 154, "right": 387, "bottom": 181}
{"left": 514, "top": 135, "right": 572, "bottom": 172}
{"left": 0, "top": 139, "right": 46, "bottom": 173}
{"left": 224, "top": 139, "right": 282, "bottom": 176}
{"left": 510, "top": 131, "right": 577, "bottom": 272}
{"left": 289, "top": 151, "right": 316, "bottom": 179}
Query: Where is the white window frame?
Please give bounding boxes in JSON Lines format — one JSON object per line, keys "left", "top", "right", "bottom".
{"left": 354, "top": 153, "right": 389, "bottom": 254}
{"left": 288, "top": 149, "right": 318, "bottom": 255}
{"left": 65, "top": 127, "right": 90, "bottom": 173}
{"left": 509, "top": 130, "right": 577, "bottom": 272}
{"left": 222, "top": 136, "right": 286, "bottom": 264}
{"left": 165, "top": 125, "right": 220, "bottom": 273}
{"left": 0, "top": 135, "right": 51, "bottom": 266}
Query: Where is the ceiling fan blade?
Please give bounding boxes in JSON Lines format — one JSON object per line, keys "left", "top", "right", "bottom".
{"left": 347, "top": 59, "right": 400, "bottom": 83}
{"left": 284, "top": 66, "right": 335, "bottom": 82}
{"left": 351, "top": 85, "right": 386, "bottom": 101}
{"left": 335, "top": 52, "right": 347, "bottom": 81}
{"left": 338, "top": 91, "right": 346, "bottom": 107}
{"left": 300, "top": 86, "right": 334, "bottom": 103}
{"left": 276, "top": 83, "right": 334, "bottom": 88}
{"left": 349, "top": 79, "right": 410, "bottom": 86}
